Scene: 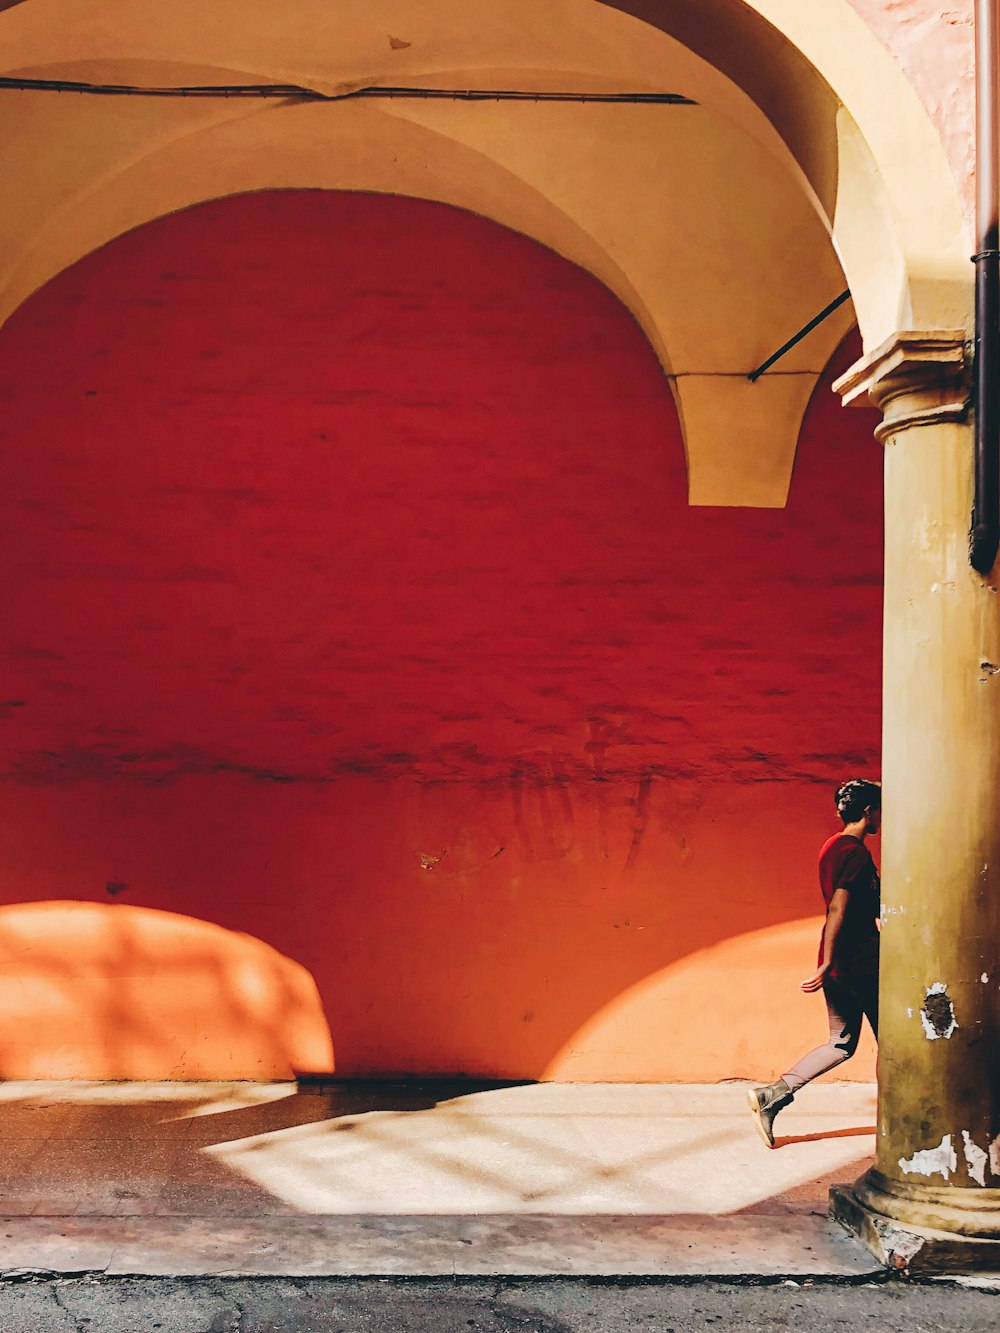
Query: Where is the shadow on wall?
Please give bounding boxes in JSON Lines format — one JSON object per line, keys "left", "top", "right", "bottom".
{"left": 0, "top": 902, "right": 333, "bottom": 1079}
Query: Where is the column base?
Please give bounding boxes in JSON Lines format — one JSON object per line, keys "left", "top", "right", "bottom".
{"left": 831, "top": 1172, "right": 1000, "bottom": 1273}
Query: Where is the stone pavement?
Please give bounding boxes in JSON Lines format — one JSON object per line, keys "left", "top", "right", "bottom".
{"left": 8, "top": 1277, "right": 1000, "bottom": 1333}
{"left": 0, "top": 1079, "right": 882, "bottom": 1278}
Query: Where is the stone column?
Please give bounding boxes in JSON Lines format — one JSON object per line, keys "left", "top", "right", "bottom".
{"left": 829, "top": 331, "right": 1000, "bottom": 1271}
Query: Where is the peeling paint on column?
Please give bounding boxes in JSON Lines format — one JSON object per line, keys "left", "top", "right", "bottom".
{"left": 982, "top": 973, "right": 989, "bottom": 983}
{"left": 963, "top": 1131, "right": 989, "bottom": 1186}
{"left": 899, "top": 1135, "right": 958, "bottom": 1181}
{"left": 920, "top": 982, "right": 958, "bottom": 1039}
{"left": 991, "top": 1136, "right": 1000, "bottom": 1178}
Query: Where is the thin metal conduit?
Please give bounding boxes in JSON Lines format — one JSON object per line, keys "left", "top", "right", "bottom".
{"left": 747, "top": 289, "right": 851, "bottom": 382}
{"left": 0, "top": 76, "right": 695, "bottom": 104}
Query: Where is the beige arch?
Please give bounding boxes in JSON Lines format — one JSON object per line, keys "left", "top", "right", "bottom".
{"left": 602, "top": 0, "right": 971, "bottom": 341}
{"left": 0, "top": 0, "right": 968, "bottom": 506}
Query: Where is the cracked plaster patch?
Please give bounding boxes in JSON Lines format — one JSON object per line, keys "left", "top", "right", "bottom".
{"left": 899, "top": 1134, "right": 957, "bottom": 1182}
{"left": 920, "top": 982, "right": 958, "bottom": 1039}
{"left": 963, "top": 1131, "right": 989, "bottom": 1186}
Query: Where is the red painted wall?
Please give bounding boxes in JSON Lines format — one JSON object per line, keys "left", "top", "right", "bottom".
{"left": 0, "top": 191, "right": 882, "bottom": 1079}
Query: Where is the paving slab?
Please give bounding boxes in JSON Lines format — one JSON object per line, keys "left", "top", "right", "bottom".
{"left": 0, "top": 1079, "right": 879, "bottom": 1277}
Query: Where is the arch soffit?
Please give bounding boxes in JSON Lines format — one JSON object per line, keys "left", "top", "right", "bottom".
{"left": 600, "top": 0, "right": 971, "bottom": 340}
{"left": 0, "top": 0, "right": 965, "bottom": 505}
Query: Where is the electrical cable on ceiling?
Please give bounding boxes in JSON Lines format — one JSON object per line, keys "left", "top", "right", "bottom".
{"left": 0, "top": 75, "right": 696, "bottom": 104}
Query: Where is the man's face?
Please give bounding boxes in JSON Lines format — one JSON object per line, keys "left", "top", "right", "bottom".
{"left": 865, "top": 805, "right": 882, "bottom": 835}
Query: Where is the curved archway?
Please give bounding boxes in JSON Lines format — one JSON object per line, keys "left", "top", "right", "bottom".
{"left": 599, "top": 0, "right": 970, "bottom": 337}
{"left": 0, "top": 0, "right": 967, "bottom": 509}
{"left": 0, "top": 0, "right": 959, "bottom": 1084}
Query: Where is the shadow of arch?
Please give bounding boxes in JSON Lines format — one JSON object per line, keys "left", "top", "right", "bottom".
{"left": 0, "top": 901, "right": 334, "bottom": 1079}
{"left": 542, "top": 918, "right": 878, "bottom": 1083}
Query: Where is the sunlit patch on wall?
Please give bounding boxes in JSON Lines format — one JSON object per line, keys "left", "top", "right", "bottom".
{"left": 0, "top": 902, "right": 334, "bottom": 1079}
{"left": 542, "top": 918, "right": 878, "bottom": 1083}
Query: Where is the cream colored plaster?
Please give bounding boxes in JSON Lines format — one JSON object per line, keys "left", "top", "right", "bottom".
{"left": 0, "top": 0, "right": 971, "bottom": 506}
{"left": 831, "top": 107, "right": 911, "bottom": 337}
{"left": 0, "top": 94, "right": 847, "bottom": 508}
{"left": 0, "top": 91, "right": 848, "bottom": 379}
{"left": 0, "top": 97, "right": 648, "bottom": 340}
{"left": 741, "top": 0, "right": 971, "bottom": 337}
{"left": 385, "top": 98, "right": 848, "bottom": 377}
{"left": 0, "top": 0, "right": 802, "bottom": 167}
{"left": 602, "top": 1, "right": 971, "bottom": 341}
{"left": 844, "top": 0, "right": 974, "bottom": 221}
{"left": 677, "top": 373, "right": 822, "bottom": 509}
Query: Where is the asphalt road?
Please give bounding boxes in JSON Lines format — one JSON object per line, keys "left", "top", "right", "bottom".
{"left": 1, "top": 1276, "right": 998, "bottom": 1333}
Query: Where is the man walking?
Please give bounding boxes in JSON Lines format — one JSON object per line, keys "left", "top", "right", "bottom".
{"left": 748, "top": 778, "right": 881, "bottom": 1147}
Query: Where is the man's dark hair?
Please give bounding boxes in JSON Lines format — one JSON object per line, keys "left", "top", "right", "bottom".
{"left": 835, "top": 779, "right": 881, "bottom": 823}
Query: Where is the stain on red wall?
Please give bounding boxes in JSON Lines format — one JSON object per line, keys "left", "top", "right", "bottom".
{"left": 0, "top": 191, "right": 882, "bottom": 1079}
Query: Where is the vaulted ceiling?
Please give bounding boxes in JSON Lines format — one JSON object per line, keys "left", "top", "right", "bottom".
{"left": 0, "top": 0, "right": 966, "bottom": 505}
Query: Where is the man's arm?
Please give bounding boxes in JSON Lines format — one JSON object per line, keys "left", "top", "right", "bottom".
{"left": 801, "top": 887, "right": 849, "bottom": 992}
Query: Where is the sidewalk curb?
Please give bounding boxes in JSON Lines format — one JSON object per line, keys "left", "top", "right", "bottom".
{"left": 0, "top": 1213, "right": 883, "bottom": 1281}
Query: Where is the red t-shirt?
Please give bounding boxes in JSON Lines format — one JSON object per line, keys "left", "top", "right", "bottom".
{"left": 817, "top": 833, "right": 880, "bottom": 977}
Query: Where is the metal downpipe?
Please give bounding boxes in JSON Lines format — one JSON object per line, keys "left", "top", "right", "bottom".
{"left": 971, "top": 0, "right": 1000, "bottom": 574}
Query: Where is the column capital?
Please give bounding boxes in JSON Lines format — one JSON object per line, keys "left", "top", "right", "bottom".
{"left": 832, "top": 330, "right": 969, "bottom": 442}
